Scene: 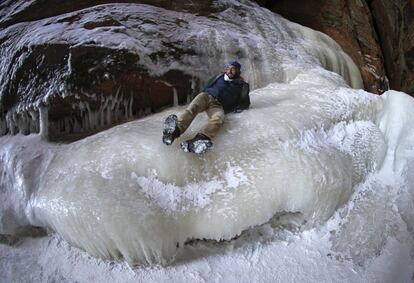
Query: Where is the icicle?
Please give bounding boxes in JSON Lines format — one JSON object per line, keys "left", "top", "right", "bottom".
{"left": 189, "top": 77, "right": 198, "bottom": 103}
{"left": 0, "top": 116, "right": 6, "bottom": 135}
{"left": 129, "top": 95, "right": 134, "bottom": 119}
{"left": 172, "top": 87, "right": 178, "bottom": 107}
{"left": 91, "top": 110, "right": 99, "bottom": 130}
{"left": 6, "top": 111, "right": 17, "bottom": 135}
{"left": 106, "top": 96, "right": 112, "bottom": 126}
{"left": 100, "top": 97, "right": 109, "bottom": 127}
{"left": 123, "top": 99, "right": 129, "bottom": 120}
{"left": 28, "top": 109, "right": 39, "bottom": 134}
{"left": 39, "top": 106, "right": 49, "bottom": 140}
{"left": 86, "top": 102, "right": 93, "bottom": 130}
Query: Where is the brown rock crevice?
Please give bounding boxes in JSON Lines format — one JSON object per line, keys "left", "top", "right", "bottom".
{"left": 367, "top": 0, "right": 414, "bottom": 94}
{"left": 261, "top": 0, "right": 388, "bottom": 94}
{"left": 256, "top": 0, "right": 414, "bottom": 96}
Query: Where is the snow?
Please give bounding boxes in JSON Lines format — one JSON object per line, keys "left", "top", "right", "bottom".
{"left": 1, "top": 0, "right": 414, "bottom": 282}
{"left": 1, "top": 81, "right": 414, "bottom": 281}
{"left": 5, "top": 77, "right": 382, "bottom": 265}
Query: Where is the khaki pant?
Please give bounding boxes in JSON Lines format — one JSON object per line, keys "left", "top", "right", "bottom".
{"left": 177, "top": 92, "right": 225, "bottom": 138}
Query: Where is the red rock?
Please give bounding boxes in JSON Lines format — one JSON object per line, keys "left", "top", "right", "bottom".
{"left": 263, "top": 0, "right": 388, "bottom": 94}
{"left": 369, "top": 0, "right": 414, "bottom": 95}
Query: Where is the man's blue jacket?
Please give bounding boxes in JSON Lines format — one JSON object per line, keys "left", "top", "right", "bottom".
{"left": 204, "top": 73, "right": 250, "bottom": 112}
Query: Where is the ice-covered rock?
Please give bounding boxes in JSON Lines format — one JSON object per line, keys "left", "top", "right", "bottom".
{"left": 0, "top": 0, "right": 362, "bottom": 141}
{"left": 1, "top": 69, "right": 388, "bottom": 265}
{"left": 5, "top": 0, "right": 410, "bottom": 267}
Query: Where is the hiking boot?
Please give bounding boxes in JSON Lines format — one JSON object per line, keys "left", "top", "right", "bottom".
{"left": 180, "top": 133, "right": 213, "bottom": 154}
{"left": 162, "top": 114, "right": 180, "bottom": 145}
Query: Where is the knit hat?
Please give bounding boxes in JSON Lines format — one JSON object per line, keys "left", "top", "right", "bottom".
{"left": 227, "top": 60, "right": 241, "bottom": 70}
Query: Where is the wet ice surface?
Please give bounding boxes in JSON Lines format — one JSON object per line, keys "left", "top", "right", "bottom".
{"left": 13, "top": 73, "right": 380, "bottom": 263}
{"left": 1, "top": 0, "right": 414, "bottom": 281}
{"left": 1, "top": 79, "right": 414, "bottom": 281}
{"left": 0, "top": 167, "right": 413, "bottom": 283}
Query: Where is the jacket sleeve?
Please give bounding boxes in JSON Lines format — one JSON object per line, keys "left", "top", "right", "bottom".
{"left": 238, "top": 82, "right": 250, "bottom": 109}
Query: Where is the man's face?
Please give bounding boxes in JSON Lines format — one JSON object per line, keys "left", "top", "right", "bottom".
{"left": 225, "top": 65, "right": 240, "bottom": 79}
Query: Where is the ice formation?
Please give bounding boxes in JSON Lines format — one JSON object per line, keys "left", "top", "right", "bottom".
{"left": 0, "top": 0, "right": 362, "bottom": 137}
{"left": 1, "top": 69, "right": 395, "bottom": 265}
{"left": 0, "top": 0, "right": 413, "bottom": 268}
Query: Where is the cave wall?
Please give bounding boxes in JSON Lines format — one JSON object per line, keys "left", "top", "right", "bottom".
{"left": 258, "top": 0, "right": 413, "bottom": 95}
{"left": 0, "top": 1, "right": 208, "bottom": 141}
{"left": 368, "top": 0, "right": 414, "bottom": 94}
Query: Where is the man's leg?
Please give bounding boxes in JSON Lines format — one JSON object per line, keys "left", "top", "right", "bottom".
{"left": 200, "top": 98, "right": 225, "bottom": 139}
{"left": 163, "top": 92, "right": 209, "bottom": 145}
{"left": 180, "top": 97, "right": 224, "bottom": 154}
{"left": 177, "top": 92, "right": 210, "bottom": 134}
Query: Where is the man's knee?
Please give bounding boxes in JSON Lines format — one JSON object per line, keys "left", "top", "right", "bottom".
{"left": 210, "top": 113, "right": 224, "bottom": 125}
{"left": 188, "top": 92, "right": 209, "bottom": 113}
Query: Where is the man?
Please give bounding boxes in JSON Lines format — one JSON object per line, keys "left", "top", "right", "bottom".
{"left": 162, "top": 60, "right": 250, "bottom": 154}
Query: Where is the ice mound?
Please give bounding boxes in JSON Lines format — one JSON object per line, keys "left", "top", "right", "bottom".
{"left": 0, "top": 0, "right": 387, "bottom": 265}
{"left": 323, "top": 90, "right": 414, "bottom": 265}
{"left": 19, "top": 70, "right": 385, "bottom": 265}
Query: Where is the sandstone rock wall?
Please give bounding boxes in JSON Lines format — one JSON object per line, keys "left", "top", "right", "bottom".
{"left": 259, "top": 0, "right": 413, "bottom": 96}
{"left": 368, "top": 0, "right": 414, "bottom": 94}
{"left": 260, "top": 0, "right": 387, "bottom": 94}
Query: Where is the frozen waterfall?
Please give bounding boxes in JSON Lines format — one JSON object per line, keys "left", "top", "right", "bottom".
{"left": 1, "top": 72, "right": 403, "bottom": 265}
{"left": 0, "top": 0, "right": 363, "bottom": 137}
{"left": 27, "top": 73, "right": 386, "bottom": 265}
{"left": 0, "top": 0, "right": 413, "bottom": 270}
